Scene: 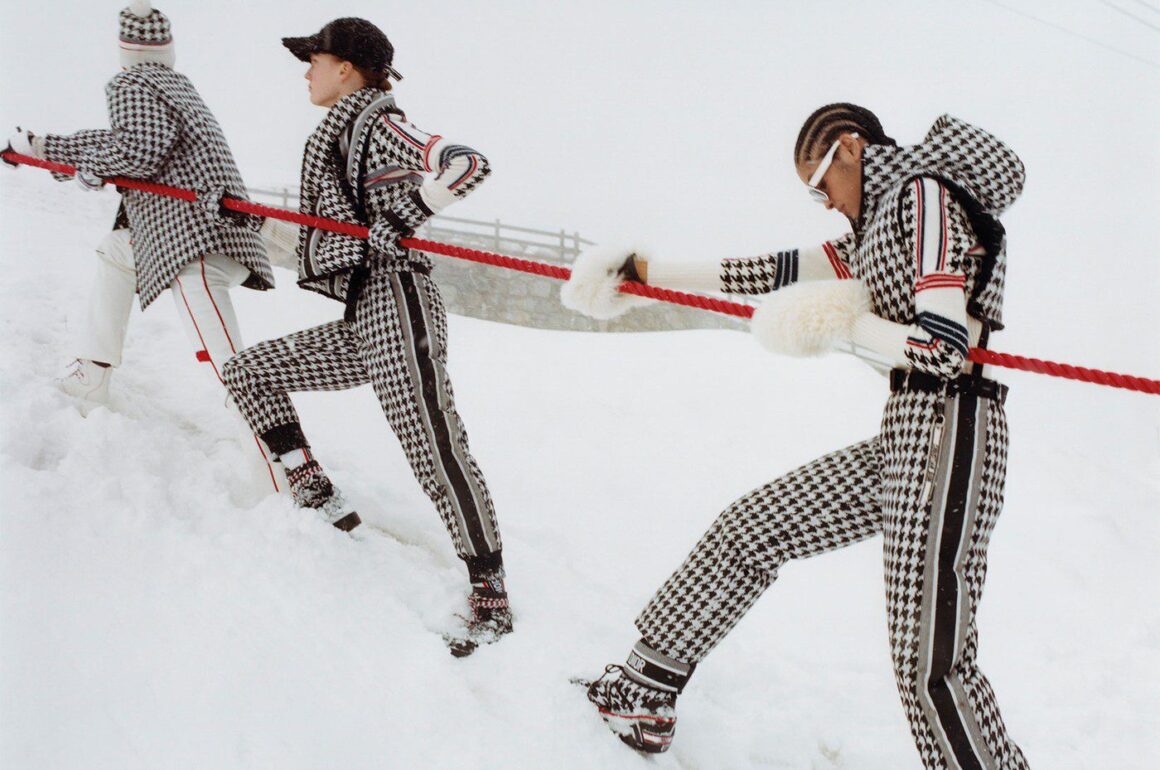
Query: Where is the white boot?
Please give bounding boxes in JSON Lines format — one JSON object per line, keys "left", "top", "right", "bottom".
{"left": 59, "top": 358, "right": 112, "bottom": 412}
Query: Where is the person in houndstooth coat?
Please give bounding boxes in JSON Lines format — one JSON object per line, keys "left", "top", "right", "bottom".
{"left": 221, "top": 18, "right": 510, "bottom": 657}
{"left": 565, "top": 105, "right": 1032, "bottom": 768}
{"left": 4, "top": 1, "right": 281, "bottom": 490}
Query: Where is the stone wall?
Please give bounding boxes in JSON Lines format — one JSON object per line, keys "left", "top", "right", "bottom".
{"left": 250, "top": 189, "right": 748, "bottom": 334}
{"left": 421, "top": 231, "right": 747, "bottom": 334}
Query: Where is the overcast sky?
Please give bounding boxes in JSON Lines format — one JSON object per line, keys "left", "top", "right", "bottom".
{"left": 2, "top": 0, "right": 1157, "bottom": 376}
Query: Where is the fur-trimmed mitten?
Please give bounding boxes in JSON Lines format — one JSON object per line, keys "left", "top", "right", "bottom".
{"left": 560, "top": 246, "right": 654, "bottom": 320}
{"left": 750, "top": 279, "right": 869, "bottom": 356}
{"left": 3, "top": 128, "right": 44, "bottom": 166}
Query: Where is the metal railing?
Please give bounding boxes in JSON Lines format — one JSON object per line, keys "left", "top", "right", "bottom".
{"left": 246, "top": 185, "right": 593, "bottom": 264}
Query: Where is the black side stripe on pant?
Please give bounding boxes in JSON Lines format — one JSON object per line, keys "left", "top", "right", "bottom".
{"left": 390, "top": 271, "right": 496, "bottom": 557}
{"left": 919, "top": 392, "right": 996, "bottom": 770}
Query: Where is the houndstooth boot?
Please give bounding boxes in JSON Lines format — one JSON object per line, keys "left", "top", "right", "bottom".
{"left": 585, "top": 639, "right": 696, "bottom": 753}
{"left": 285, "top": 459, "right": 361, "bottom": 531}
{"left": 445, "top": 567, "right": 513, "bottom": 657}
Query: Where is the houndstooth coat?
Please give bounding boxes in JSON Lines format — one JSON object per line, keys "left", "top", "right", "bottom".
{"left": 45, "top": 63, "right": 274, "bottom": 309}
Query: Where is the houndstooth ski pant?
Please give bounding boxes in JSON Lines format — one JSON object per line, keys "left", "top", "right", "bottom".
{"left": 635, "top": 387, "right": 1029, "bottom": 770}
{"left": 223, "top": 262, "right": 502, "bottom": 561}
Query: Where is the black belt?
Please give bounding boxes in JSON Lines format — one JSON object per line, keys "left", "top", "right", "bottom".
{"left": 889, "top": 369, "right": 1008, "bottom": 404}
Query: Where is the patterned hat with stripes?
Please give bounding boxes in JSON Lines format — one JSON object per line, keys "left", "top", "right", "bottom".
{"left": 119, "top": 0, "right": 175, "bottom": 69}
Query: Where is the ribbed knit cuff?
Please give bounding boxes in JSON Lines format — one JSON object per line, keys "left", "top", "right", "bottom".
{"left": 465, "top": 551, "right": 504, "bottom": 582}
{"left": 624, "top": 639, "right": 696, "bottom": 694}
{"left": 260, "top": 422, "right": 309, "bottom": 457}
{"left": 260, "top": 217, "right": 300, "bottom": 255}
{"left": 849, "top": 313, "right": 910, "bottom": 368}
{"left": 645, "top": 260, "right": 723, "bottom": 292}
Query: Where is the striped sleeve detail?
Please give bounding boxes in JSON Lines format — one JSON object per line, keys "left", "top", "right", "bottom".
{"left": 363, "top": 164, "right": 424, "bottom": 191}
{"left": 365, "top": 117, "right": 491, "bottom": 250}
{"left": 914, "top": 177, "right": 950, "bottom": 275}
{"left": 382, "top": 114, "right": 431, "bottom": 153}
{"left": 913, "top": 311, "right": 969, "bottom": 357}
{"left": 720, "top": 250, "right": 799, "bottom": 294}
{"left": 898, "top": 178, "right": 973, "bottom": 377}
{"left": 915, "top": 273, "right": 966, "bottom": 293}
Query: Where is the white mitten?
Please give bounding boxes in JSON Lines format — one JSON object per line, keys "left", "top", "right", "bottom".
{"left": 560, "top": 245, "right": 655, "bottom": 320}
{"left": 3, "top": 128, "right": 44, "bottom": 166}
{"left": 750, "top": 279, "right": 870, "bottom": 357}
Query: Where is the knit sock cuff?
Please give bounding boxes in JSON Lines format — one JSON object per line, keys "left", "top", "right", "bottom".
{"left": 624, "top": 639, "right": 695, "bottom": 694}
{"left": 261, "top": 422, "right": 309, "bottom": 457}
{"left": 465, "top": 551, "right": 504, "bottom": 584}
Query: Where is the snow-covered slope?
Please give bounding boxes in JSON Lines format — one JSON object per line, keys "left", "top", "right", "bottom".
{"left": 0, "top": 164, "right": 1156, "bottom": 770}
{"left": 2, "top": 1, "right": 1159, "bottom": 766}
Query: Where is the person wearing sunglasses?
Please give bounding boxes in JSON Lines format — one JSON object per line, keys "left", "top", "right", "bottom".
{"left": 563, "top": 103, "right": 1031, "bottom": 768}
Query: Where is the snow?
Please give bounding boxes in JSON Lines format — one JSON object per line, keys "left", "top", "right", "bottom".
{"left": 2, "top": 2, "right": 1159, "bottom": 769}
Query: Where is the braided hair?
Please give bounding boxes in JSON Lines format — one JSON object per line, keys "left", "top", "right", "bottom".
{"left": 794, "top": 103, "right": 896, "bottom": 165}
{"left": 354, "top": 64, "right": 393, "bottom": 90}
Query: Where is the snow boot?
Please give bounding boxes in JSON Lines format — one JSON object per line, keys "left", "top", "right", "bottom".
{"left": 286, "top": 459, "right": 361, "bottom": 531}
{"left": 58, "top": 358, "right": 111, "bottom": 412}
{"left": 445, "top": 568, "right": 512, "bottom": 657}
{"left": 585, "top": 664, "right": 678, "bottom": 753}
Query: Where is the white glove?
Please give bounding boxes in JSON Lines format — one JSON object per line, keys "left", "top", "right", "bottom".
{"left": 3, "top": 127, "right": 45, "bottom": 166}
{"left": 560, "top": 245, "right": 654, "bottom": 320}
{"left": 75, "top": 171, "right": 107, "bottom": 191}
{"left": 260, "top": 216, "right": 301, "bottom": 270}
{"left": 750, "top": 279, "right": 869, "bottom": 357}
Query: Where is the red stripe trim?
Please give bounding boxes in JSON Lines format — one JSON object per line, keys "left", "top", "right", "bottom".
{"left": 175, "top": 276, "right": 223, "bottom": 384}
{"left": 595, "top": 707, "right": 675, "bottom": 725}
{"left": 916, "top": 274, "right": 967, "bottom": 292}
{"left": 449, "top": 155, "right": 478, "bottom": 190}
{"left": 422, "top": 135, "right": 441, "bottom": 172}
{"left": 938, "top": 183, "right": 949, "bottom": 271}
{"left": 914, "top": 178, "right": 925, "bottom": 275}
{"left": 822, "top": 241, "right": 851, "bottom": 279}
{"left": 252, "top": 436, "right": 280, "bottom": 493}
{"left": 383, "top": 116, "right": 426, "bottom": 150}
{"left": 200, "top": 256, "right": 238, "bottom": 356}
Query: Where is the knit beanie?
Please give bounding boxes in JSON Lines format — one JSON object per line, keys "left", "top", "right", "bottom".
{"left": 119, "top": 0, "right": 175, "bottom": 69}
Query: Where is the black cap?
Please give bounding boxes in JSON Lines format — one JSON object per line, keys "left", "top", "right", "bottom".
{"left": 282, "top": 18, "right": 402, "bottom": 81}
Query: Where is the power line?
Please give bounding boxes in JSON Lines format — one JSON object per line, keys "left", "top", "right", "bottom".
{"left": 1099, "top": 0, "right": 1160, "bottom": 32}
{"left": 1126, "top": 0, "right": 1160, "bottom": 16}
{"left": 978, "top": 0, "right": 1160, "bottom": 70}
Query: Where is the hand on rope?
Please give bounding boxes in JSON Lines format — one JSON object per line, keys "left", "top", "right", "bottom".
{"left": 2, "top": 148, "right": 1157, "bottom": 396}
{"left": 3, "top": 128, "right": 43, "bottom": 167}
{"left": 560, "top": 245, "right": 656, "bottom": 319}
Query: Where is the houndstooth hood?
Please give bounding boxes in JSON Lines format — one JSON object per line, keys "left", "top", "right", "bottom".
{"left": 119, "top": 1, "right": 175, "bottom": 69}
{"left": 860, "top": 115, "right": 1025, "bottom": 219}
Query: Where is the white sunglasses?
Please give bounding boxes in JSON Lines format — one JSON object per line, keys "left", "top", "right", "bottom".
{"left": 806, "top": 132, "right": 858, "bottom": 204}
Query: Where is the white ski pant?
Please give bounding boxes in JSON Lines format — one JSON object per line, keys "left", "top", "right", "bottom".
{"left": 74, "top": 229, "right": 283, "bottom": 492}
{"left": 76, "top": 229, "right": 249, "bottom": 370}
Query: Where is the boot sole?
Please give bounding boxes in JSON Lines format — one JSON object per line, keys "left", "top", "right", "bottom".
{"left": 333, "top": 512, "right": 361, "bottom": 532}
{"left": 596, "top": 709, "right": 675, "bottom": 754}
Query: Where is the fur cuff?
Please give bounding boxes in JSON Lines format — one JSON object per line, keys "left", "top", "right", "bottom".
{"left": 750, "top": 279, "right": 870, "bottom": 357}
{"left": 560, "top": 245, "right": 654, "bottom": 320}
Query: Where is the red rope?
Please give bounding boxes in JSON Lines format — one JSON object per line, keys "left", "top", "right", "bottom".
{"left": 4, "top": 149, "right": 1158, "bottom": 396}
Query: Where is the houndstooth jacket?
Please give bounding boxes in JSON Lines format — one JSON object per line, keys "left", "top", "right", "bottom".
{"left": 721, "top": 116, "right": 1024, "bottom": 377}
{"left": 45, "top": 63, "right": 274, "bottom": 309}
{"left": 296, "top": 87, "right": 491, "bottom": 304}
